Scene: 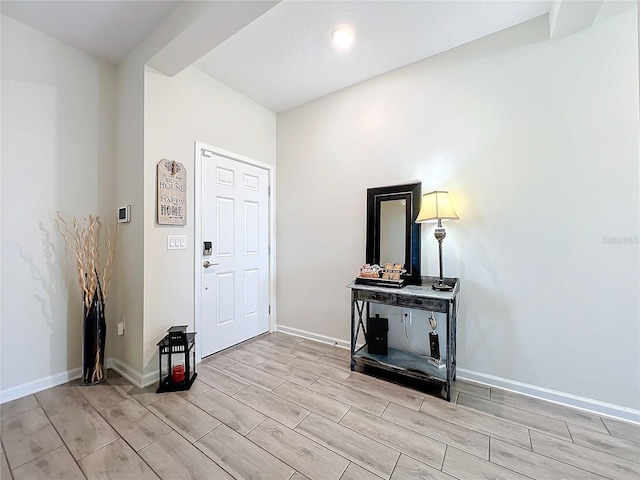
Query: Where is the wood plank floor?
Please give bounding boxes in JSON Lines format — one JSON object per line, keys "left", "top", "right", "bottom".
{"left": 1, "top": 332, "right": 638, "bottom": 480}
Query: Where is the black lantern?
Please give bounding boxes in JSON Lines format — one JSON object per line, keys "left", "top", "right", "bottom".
{"left": 156, "top": 325, "right": 197, "bottom": 393}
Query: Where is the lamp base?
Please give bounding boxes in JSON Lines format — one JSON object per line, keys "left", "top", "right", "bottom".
{"left": 432, "top": 282, "right": 453, "bottom": 292}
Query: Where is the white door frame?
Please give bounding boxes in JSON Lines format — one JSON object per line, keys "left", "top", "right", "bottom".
{"left": 194, "top": 141, "right": 276, "bottom": 364}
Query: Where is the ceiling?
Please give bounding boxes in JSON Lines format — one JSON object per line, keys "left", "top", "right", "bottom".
{"left": 193, "top": 1, "right": 551, "bottom": 112}
{"left": 1, "top": 1, "right": 183, "bottom": 65}
{"left": 2, "top": 1, "right": 561, "bottom": 112}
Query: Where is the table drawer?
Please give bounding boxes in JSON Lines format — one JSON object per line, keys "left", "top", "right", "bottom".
{"left": 397, "top": 296, "right": 447, "bottom": 313}
{"left": 355, "top": 290, "right": 397, "bottom": 304}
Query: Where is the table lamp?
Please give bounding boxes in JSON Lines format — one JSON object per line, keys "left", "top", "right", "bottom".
{"left": 416, "top": 190, "right": 459, "bottom": 291}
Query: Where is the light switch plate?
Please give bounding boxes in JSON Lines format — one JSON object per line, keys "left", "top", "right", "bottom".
{"left": 167, "top": 235, "right": 187, "bottom": 250}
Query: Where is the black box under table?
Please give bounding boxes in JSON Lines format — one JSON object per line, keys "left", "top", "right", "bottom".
{"left": 367, "top": 315, "right": 388, "bottom": 356}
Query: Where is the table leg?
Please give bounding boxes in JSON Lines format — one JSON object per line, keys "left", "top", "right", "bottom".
{"left": 350, "top": 292, "right": 356, "bottom": 370}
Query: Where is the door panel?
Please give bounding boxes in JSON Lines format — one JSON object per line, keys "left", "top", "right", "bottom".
{"left": 201, "top": 151, "right": 269, "bottom": 357}
{"left": 216, "top": 197, "right": 234, "bottom": 256}
{"left": 244, "top": 173, "right": 260, "bottom": 191}
{"left": 244, "top": 269, "right": 259, "bottom": 317}
{"left": 216, "top": 271, "right": 234, "bottom": 326}
{"left": 216, "top": 166, "right": 234, "bottom": 186}
{"left": 244, "top": 201, "right": 260, "bottom": 254}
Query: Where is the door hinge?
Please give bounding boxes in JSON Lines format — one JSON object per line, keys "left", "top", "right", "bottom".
{"left": 268, "top": 186, "right": 271, "bottom": 196}
{"left": 268, "top": 245, "right": 271, "bottom": 255}
{"left": 202, "top": 149, "right": 212, "bottom": 158}
{"left": 269, "top": 305, "right": 271, "bottom": 314}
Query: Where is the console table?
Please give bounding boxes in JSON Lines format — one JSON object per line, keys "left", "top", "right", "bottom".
{"left": 348, "top": 276, "right": 460, "bottom": 401}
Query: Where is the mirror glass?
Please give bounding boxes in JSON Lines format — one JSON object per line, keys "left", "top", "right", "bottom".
{"left": 379, "top": 199, "right": 406, "bottom": 263}
{"left": 366, "top": 182, "right": 421, "bottom": 284}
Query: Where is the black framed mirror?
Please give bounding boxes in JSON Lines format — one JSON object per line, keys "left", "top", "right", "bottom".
{"left": 366, "top": 182, "right": 421, "bottom": 284}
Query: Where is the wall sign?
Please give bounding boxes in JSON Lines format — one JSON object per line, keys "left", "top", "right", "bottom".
{"left": 157, "top": 159, "right": 186, "bottom": 225}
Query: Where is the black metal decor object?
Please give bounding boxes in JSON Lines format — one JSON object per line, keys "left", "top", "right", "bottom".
{"left": 82, "top": 278, "right": 106, "bottom": 385}
{"left": 429, "top": 332, "right": 441, "bottom": 360}
{"left": 367, "top": 314, "right": 389, "bottom": 355}
{"left": 156, "top": 325, "right": 197, "bottom": 393}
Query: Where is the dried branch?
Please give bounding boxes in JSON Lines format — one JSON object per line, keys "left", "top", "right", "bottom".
{"left": 56, "top": 212, "right": 89, "bottom": 304}
{"left": 91, "top": 346, "right": 104, "bottom": 383}
{"left": 102, "top": 220, "right": 117, "bottom": 301}
{"left": 95, "top": 216, "right": 102, "bottom": 278}
{"left": 55, "top": 212, "right": 117, "bottom": 308}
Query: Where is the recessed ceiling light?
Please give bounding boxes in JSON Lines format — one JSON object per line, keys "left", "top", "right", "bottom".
{"left": 331, "top": 25, "right": 354, "bottom": 50}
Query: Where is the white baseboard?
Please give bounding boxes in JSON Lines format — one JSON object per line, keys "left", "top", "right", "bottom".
{"left": 456, "top": 368, "right": 640, "bottom": 425}
{"left": 276, "top": 324, "right": 351, "bottom": 350}
{"left": 107, "top": 358, "right": 145, "bottom": 388}
{"left": 0, "top": 367, "right": 82, "bottom": 404}
{"left": 276, "top": 325, "right": 640, "bottom": 425}
{"left": 142, "top": 370, "right": 160, "bottom": 388}
{"left": 108, "top": 358, "right": 160, "bottom": 389}
{"left": 1, "top": 358, "right": 147, "bottom": 404}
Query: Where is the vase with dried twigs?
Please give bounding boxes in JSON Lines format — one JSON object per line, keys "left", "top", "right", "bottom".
{"left": 56, "top": 212, "right": 117, "bottom": 385}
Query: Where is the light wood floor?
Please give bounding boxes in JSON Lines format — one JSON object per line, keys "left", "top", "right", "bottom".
{"left": 1, "top": 332, "right": 639, "bottom": 480}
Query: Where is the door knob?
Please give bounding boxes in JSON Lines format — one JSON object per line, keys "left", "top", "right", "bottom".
{"left": 203, "top": 261, "right": 219, "bottom": 268}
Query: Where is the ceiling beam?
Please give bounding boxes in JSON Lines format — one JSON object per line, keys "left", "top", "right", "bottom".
{"left": 549, "top": 0, "right": 604, "bottom": 39}
{"left": 147, "top": 1, "right": 279, "bottom": 77}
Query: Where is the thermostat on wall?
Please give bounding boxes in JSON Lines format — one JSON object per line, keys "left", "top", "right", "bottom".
{"left": 118, "top": 205, "right": 131, "bottom": 223}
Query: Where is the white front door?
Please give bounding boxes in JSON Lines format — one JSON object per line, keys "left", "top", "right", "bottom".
{"left": 198, "top": 146, "right": 270, "bottom": 357}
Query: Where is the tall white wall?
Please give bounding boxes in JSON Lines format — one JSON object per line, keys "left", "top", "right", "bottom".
{"left": 109, "top": 1, "right": 279, "bottom": 385}
{"left": 109, "top": 1, "right": 205, "bottom": 382}
{"left": 276, "top": 11, "right": 639, "bottom": 415}
{"left": 143, "top": 66, "right": 276, "bottom": 377}
{"left": 0, "top": 16, "right": 116, "bottom": 399}
{"left": 109, "top": 48, "right": 146, "bottom": 380}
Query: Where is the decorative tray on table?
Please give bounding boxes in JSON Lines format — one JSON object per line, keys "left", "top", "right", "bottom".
{"left": 355, "top": 263, "right": 407, "bottom": 288}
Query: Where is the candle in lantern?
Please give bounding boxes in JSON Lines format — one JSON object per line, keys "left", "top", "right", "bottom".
{"left": 172, "top": 362, "right": 185, "bottom": 383}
